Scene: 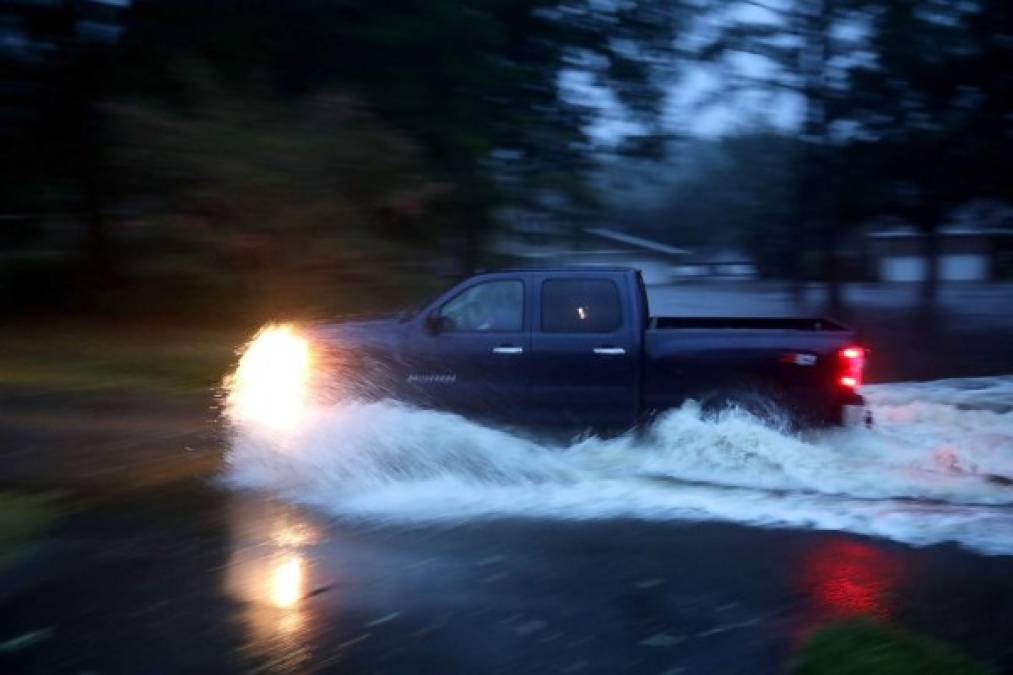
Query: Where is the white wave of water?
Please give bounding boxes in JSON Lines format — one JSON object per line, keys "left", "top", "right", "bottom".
{"left": 225, "top": 376, "right": 1013, "bottom": 555}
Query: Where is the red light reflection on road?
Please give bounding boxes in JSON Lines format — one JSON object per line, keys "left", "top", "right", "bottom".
{"left": 802, "top": 538, "right": 902, "bottom": 622}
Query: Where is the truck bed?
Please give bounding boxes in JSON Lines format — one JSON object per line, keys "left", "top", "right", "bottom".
{"left": 642, "top": 317, "right": 859, "bottom": 425}
{"left": 649, "top": 316, "right": 847, "bottom": 331}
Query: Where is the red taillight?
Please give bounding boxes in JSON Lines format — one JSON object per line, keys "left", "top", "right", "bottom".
{"left": 838, "top": 346, "right": 866, "bottom": 389}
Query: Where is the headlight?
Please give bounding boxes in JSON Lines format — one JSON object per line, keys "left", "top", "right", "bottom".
{"left": 226, "top": 324, "right": 312, "bottom": 432}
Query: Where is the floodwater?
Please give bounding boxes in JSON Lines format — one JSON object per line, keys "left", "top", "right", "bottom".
{"left": 225, "top": 374, "right": 1013, "bottom": 556}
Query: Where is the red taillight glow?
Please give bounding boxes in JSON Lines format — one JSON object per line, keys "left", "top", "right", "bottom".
{"left": 838, "top": 346, "right": 866, "bottom": 389}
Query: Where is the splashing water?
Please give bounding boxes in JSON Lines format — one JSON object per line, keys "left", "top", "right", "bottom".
{"left": 223, "top": 340, "right": 1013, "bottom": 555}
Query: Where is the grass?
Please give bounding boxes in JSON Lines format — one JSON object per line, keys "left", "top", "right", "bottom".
{"left": 0, "top": 269, "right": 447, "bottom": 397}
{"left": 0, "top": 322, "right": 244, "bottom": 396}
{"left": 792, "top": 619, "right": 993, "bottom": 675}
{"left": 0, "top": 493, "right": 56, "bottom": 571}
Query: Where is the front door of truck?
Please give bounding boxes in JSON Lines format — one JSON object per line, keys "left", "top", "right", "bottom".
{"left": 403, "top": 275, "right": 530, "bottom": 422}
{"left": 529, "top": 275, "right": 639, "bottom": 428}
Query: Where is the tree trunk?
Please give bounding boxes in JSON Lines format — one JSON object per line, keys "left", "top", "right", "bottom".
{"left": 462, "top": 219, "right": 483, "bottom": 274}
{"left": 822, "top": 220, "right": 843, "bottom": 315}
{"left": 798, "top": 0, "right": 842, "bottom": 313}
{"left": 789, "top": 166, "right": 808, "bottom": 305}
{"left": 786, "top": 251, "right": 806, "bottom": 305}
{"left": 920, "top": 225, "right": 940, "bottom": 307}
{"left": 81, "top": 166, "right": 107, "bottom": 273}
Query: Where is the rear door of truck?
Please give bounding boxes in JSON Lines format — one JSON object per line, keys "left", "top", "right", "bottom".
{"left": 528, "top": 270, "right": 640, "bottom": 428}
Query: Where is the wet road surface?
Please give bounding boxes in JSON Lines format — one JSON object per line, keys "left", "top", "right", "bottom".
{"left": 2, "top": 483, "right": 1012, "bottom": 675}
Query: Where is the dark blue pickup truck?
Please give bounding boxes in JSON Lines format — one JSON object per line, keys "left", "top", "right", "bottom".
{"left": 318, "top": 267, "right": 869, "bottom": 429}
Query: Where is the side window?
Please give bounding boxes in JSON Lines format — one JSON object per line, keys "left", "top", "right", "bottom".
{"left": 541, "top": 279, "right": 621, "bottom": 333}
{"left": 440, "top": 280, "right": 524, "bottom": 332}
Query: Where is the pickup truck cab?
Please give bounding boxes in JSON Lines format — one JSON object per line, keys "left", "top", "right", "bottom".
{"left": 320, "top": 268, "right": 868, "bottom": 429}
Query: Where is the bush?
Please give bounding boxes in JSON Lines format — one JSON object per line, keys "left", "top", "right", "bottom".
{"left": 792, "top": 619, "right": 992, "bottom": 675}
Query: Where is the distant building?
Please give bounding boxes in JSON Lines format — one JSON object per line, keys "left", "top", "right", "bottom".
{"left": 493, "top": 221, "right": 694, "bottom": 285}
{"left": 492, "top": 210, "right": 762, "bottom": 284}
{"left": 867, "top": 228, "right": 1013, "bottom": 282}
{"left": 671, "top": 248, "right": 759, "bottom": 280}
{"left": 572, "top": 228, "right": 692, "bottom": 284}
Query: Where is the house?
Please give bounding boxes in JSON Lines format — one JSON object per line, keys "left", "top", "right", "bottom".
{"left": 867, "top": 227, "right": 1013, "bottom": 282}
{"left": 572, "top": 228, "right": 692, "bottom": 284}
{"left": 492, "top": 221, "right": 693, "bottom": 285}
{"left": 491, "top": 208, "right": 762, "bottom": 284}
{"left": 671, "top": 248, "right": 759, "bottom": 280}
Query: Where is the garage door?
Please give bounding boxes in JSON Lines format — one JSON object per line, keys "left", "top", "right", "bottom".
{"left": 940, "top": 254, "right": 987, "bottom": 281}
{"left": 880, "top": 256, "right": 926, "bottom": 282}
{"left": 880, "top": 254, "right": 988, "bottom": 281}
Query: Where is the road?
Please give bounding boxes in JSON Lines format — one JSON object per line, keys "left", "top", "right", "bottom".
{"left": 3, "top": 487, "right": 1011, "bottom": 674}
{"left": 2, "top": 281, "right": 1012, "bottom": 674}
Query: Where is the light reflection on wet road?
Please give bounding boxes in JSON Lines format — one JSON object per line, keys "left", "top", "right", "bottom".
{"left": 224, "top": 498, "right": 320, "bottom": 672}
{"left": 801, "top": 538, "right": 902, "bottom": 622}
{"left": 203, "top": 492, "right": 1008, "bottom": 675}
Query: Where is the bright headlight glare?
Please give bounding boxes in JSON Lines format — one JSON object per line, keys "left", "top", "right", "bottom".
{"left": 227, "top": 324, "right": 312, "bottom": 431}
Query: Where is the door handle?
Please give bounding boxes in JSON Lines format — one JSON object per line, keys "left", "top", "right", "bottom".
{"left": 492, "top": 346, "right": 524, "bottom": 355}
{"left": 593, "top": 347, "right": 626, "bottom": 356}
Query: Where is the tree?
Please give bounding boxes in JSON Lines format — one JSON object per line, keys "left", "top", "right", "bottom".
{"left": 625, "top": 133, "right": 805, "bottom": 276}
{"left": 0, "top": 0, "right": 123, "bottom": 275}
{"left": 696, "top": 0, "right": 879, "bottom": 309}
{"left": 107, "top": 75, "right": 448, "bottom": 315}
{"left": 3, "top": 1, "right": 693, "bottom": 316}
{"left": 847, "top": 0, "right": 1013, "bottom": 306}
{"left": 115, "top": 0, "right": 688, "bottom": 269}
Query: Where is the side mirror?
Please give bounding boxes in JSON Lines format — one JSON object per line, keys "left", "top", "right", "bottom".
{"left": 424, "top": 313, "right": 447, "bottom": 334}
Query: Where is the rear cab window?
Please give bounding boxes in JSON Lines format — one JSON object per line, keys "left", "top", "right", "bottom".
{"left": 541, "top": 278, "right": 621, "bottom": 333}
